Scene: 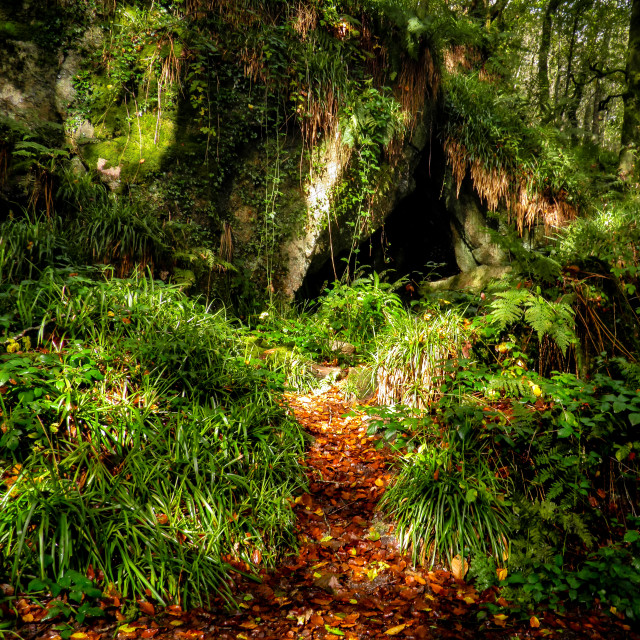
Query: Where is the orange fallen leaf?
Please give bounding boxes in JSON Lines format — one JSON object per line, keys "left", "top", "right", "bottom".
{"left": 530, "top": 616, "right": 540, "bottom": 628}
{"left": 239, "top": 621, "right": 257, "bottom": 629}
{"left": 429, "top": 583, "right": 444, "bottom": 594}
{"left": 496, "top": 567, "right": 508, "bottom": 581}
{"left": 451, "top": 555, "right": 469, "bottom": 580}
{"left": 137, "top": 600, "right": 155, "bottom": 616}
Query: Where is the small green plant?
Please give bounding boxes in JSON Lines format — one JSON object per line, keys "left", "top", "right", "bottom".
{"left": 26, "top": 570, "right": 104, "bottom": 625}
{"left": 380, "top": 425, "right": 511, "bottom": 567}
{"left": 316, "top": 271, "right": 405, "bottom": 349}
{"left": 373, "top": 304, "right": 468, "bottom": 408}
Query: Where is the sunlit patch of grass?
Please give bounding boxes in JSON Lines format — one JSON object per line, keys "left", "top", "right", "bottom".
{"left": 373, "top": 306, "right": 468, "bottom": 408}
{"left": 0, "top": 270, "right": 306, "bottom": 607}
{"left": 380, "top": 431, "right": 511, "bottom": 568}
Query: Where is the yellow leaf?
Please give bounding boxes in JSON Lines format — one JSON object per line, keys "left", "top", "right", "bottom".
{"left": 374, "top": 478, "right": 385, "bottom": 487}
{"left": 350, "top": 548, "right": 357, "bottom": 556}
{"left": 119, "top": 626, "right": 137, "bottom": 633}
{"left": 384, "top": 624, "right": 406, "bottom": 635}
{"left": 529, "top": 382, "right": 543, "bottom": 396}
{"left": 314, "top": 508, "right": 324, "bottom": 516}
{"left": 463, "top": 596, "right": 476, "bottom": 604}
{"left": 71, "top": 634, "right": 88, "bottom": 639}
{"left": 451, "top": 554, "right": 469, "bottom": 580}
{"left": 22, "top": 614, "right": 34, "bottom": 622}
{"left": 530, "top": 616, "right": 540, "bottom": 628}
{"left": 237, "top": 635, "right": 249, "bottom": 640}
{"left": 493, "top": 614, "right": 508, "bottom": 621}
{"left": 170, "top": 620, "right": 184, "bottom": 627}
{"left": 496, "top": 567, "right": 508, "bottom": 581}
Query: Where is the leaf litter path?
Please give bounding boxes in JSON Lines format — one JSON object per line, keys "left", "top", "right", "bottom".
{"left": 199, "top": 385, "right": 636, "bottom": 640}
{"left": 15, "top": 385, "right": 637, "bottom": 640}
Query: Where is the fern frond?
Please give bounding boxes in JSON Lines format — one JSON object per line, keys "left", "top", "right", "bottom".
{"left": 524, "top": 295, "right": 575, "bottom": 355}
{"left": 489, "top": 289, "right": 530, "bottom": 328}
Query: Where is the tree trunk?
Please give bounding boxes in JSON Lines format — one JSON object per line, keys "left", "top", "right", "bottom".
{"left": 568, "top": 76, "right": 585, "bottom": 144}
{"left": 591, "top": 27, "right": 611, "bottom": 144}
{"left": 561, "top": 11, "right": 579, "bottom": 119}
{"left": 538, "top": 0, "right": 563, "bottom": 121}
{"left": 619, "top": 0, "right": 640, "bottom": 179}
{"left": 582, "top": 87, "right": 593, "bottom": 144}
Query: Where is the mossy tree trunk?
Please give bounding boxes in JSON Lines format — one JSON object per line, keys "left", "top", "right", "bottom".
{"left": 619, "top": 0, "right": 640, "bottom": 180}
{"left": 538, "top": 0, "right": 563, "bottom": 122}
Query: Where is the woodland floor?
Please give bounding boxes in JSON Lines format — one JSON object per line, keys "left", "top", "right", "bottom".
{"left": 14, "top": 384, "right": 640, "bottom": 640}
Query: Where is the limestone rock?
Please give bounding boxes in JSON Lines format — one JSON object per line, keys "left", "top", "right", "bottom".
{"left": 420, "top": 265, "right": 512, "bottom": 294}
{"left": 96, "top": 158, "right": 121, "bottom": 190}
{"left": 329, "top": 340, "right": 356, "bottom": 356}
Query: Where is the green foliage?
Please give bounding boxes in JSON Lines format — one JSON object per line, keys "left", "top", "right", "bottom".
{"left": 316, "top": 271, "right": 405, "bottom": 348}
{"left": 0, "top": 270, "right": 306, "bottom": 607}
{"left": 0, "top": 213, "right": 68, "bottom": 283}
{"left": 340, "top": 86, "right": 405, "bottom": 150}
{"left": 488, "top": 288, "right": 576, "bottom": 355}
{"left": 373, "top": 304, "right": 468, "bottom": 407}
{"left": 26, "top": 570, "right": 104, "bottom": 626}
{"left": 77, "top": 197, "right": 167, "bottom": 275}
{"left": 504, "top": 516, "right": 640, "bottom": 620}
{"left": 443, "top": 72, "right": 582, "bottom": 200}
{"left": 380, "top": 427, "right": 511, "bottom": 566}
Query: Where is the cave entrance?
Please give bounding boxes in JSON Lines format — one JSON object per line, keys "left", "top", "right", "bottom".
{"left": 299, "top": 144, "right": 459, "bottom": 300}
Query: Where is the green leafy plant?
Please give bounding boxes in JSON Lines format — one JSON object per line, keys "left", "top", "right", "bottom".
{"left": 380, "top": 428, "right": 511, "bottom": 567}
{"left": 373, "top": 304, "right": 468, "bottom": 408}
{"left": 487, "top": 288, "right": 576, "bottom": 355}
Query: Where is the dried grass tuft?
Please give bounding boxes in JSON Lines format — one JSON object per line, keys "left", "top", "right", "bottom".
{"left": 444, "top": 137, "right": 576, "bottom": 233}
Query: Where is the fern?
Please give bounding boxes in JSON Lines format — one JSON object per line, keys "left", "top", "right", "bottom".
{"left": 489, "top": 289, "right": 576, "bottom": 355}
{"left": 486, "top": 374, "right": 532, "bottom": 399}
{"left": 524, "top": 295, "right": 575, "bottom": 355}
{"left": 489, "top": 289, "right": 529, "bottom": 328}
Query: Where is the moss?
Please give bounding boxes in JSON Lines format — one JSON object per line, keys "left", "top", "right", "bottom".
{"left": 0, "top": 21, "right": 24, "bottom": 38}
{"left": 82, "top": 111, "right": 179, "bottom": 181}
{"left": 173, "top": 268, "right": 196, "bottom": 290}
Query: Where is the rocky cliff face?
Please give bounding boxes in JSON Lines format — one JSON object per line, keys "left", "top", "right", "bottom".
{"left": 0, "top": 1, "right": 506, "bottom": 301}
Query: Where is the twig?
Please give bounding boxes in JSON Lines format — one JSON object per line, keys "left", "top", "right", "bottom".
{"left": 0, "top": 324, "right": 49, "bottom": 345}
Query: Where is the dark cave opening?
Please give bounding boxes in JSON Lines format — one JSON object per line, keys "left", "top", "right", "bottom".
{"left": 299, "top": 143, "right": 460, "bottom": 300}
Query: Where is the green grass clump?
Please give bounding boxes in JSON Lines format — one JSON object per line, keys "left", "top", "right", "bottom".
{"left": 380, "top": 431, "right": 510, "bottom": 568}
{"left": 0, "top": 269, "right": 306, "bottom": 607}
{"left": 373, "top": 305, "right": 468, "bottom": 408}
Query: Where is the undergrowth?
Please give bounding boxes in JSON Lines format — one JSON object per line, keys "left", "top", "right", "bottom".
{"left": 0, "top": 269, "right": 307, "bottom": 609}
